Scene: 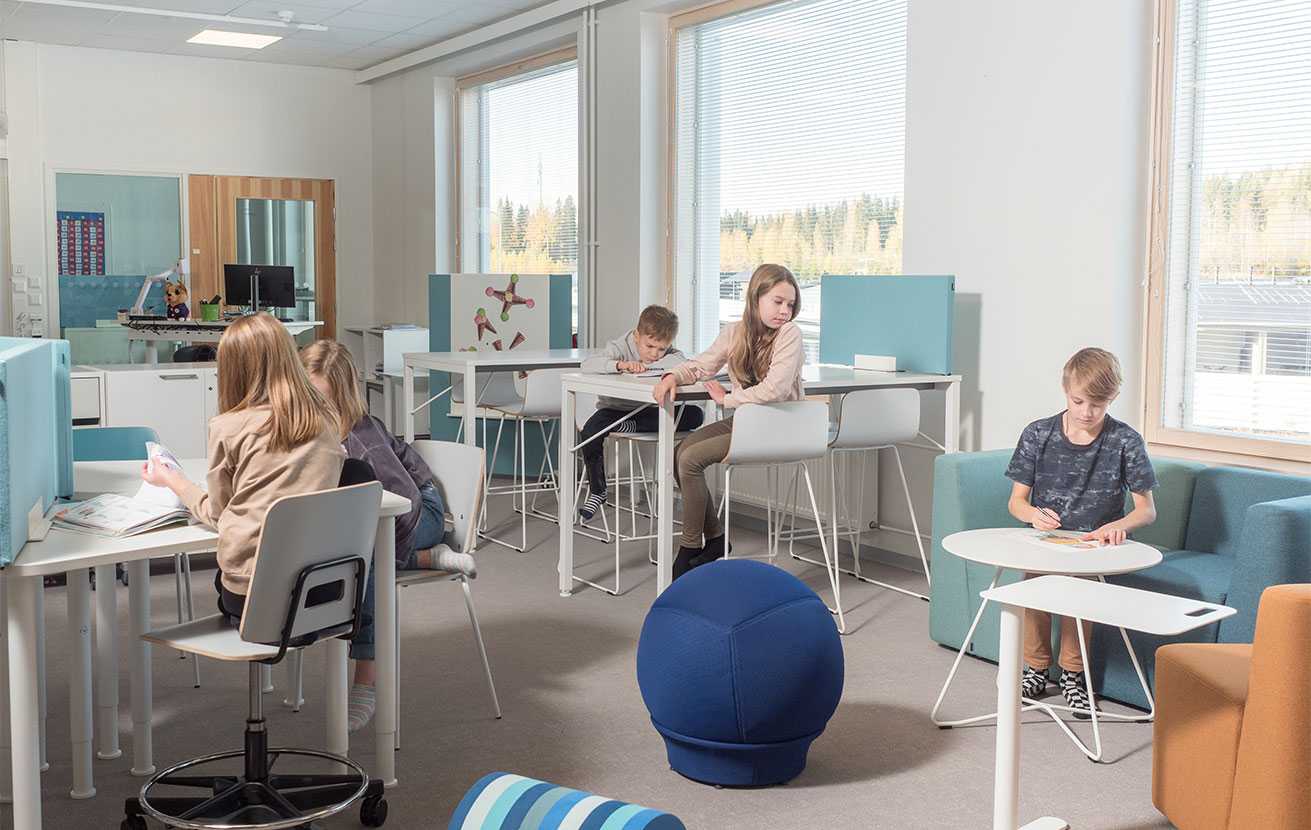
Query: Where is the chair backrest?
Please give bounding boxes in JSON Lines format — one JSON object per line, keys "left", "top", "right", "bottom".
{"left": 411, "top": 440, "right": 485, "bottom": 555}
{"left": 829, "top": 388, "right": 920, "bottom": 449}
{"left": 239, "top": 481, "right": 383, "bottom": 648}
{"left": 517, "top": 368, "right": 573, "bottom": 418}
{"left": 725, "top": 401, "right": 830, "bottom": 466}
{"left": 451, "top": 372, "right": 521, "bottom": 407}
{"left": 72, "top": 426, "right": 160, "bottom": 462}
{"left": 1184, "top": 466, "right": 1311, "bottom": 556}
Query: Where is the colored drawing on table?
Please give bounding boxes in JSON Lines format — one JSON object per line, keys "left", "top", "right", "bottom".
{"left": 486, "top": 273, "right": 535, "bottom": 322}
{"left": 1029, "top": 531, "right": 1097, "bottom": 550}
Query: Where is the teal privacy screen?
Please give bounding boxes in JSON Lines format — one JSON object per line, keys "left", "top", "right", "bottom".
{"left": 818, "top": 275, "right": 955, "bottom": 374}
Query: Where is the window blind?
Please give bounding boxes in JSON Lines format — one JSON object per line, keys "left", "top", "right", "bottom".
{"left": 672, "top": 0, "right": 907, "bottom": 354}
{"left": 459, "top": 60, "right": 579, "bottom": 327}
{"left": 1162, "top": 0, "right": 1311, "bottom": 445}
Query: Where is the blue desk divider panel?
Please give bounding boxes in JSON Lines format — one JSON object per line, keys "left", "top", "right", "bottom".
{"left": 58, "top": 275, "right": 167, "bottom": 330}
{"left": 818, "top": 275, "right": 955, "bottom": 374}
{"left": 0, "top": 338, "right": 74, "bottom": 567}
{"left": 428, "top": 274, "right": 574, "bottom": 475}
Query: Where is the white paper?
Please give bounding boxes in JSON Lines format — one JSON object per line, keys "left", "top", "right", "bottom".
{"left": 136, "top": 442, "right": 185, "bottom": 508}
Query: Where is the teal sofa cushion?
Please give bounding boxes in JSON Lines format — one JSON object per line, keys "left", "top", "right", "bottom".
{"left": 1184, "top": 467, "right": 1311, "bottom": 556}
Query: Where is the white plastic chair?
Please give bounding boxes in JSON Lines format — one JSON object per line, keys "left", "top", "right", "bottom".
{"left": 785, "top": 388, "right": 930, "bottom": 601}
{"left": 481, "top": 368, "right": 571, "bottom": 552}
{"left": 718, "top": 401, "right": 847, "bottom": 632}
{"left": 393, "top": 439, "right": 501, "bottom": 751}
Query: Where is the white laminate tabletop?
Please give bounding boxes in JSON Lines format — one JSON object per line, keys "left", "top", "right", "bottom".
{"left": 404, "top": 349, "right": 597, "bottom": 372}
{"left": 982, "top": 575, "right": 1235, "bottom": 635}
{"left": 942, "top": 528, "right": 1162, "bottom": 576}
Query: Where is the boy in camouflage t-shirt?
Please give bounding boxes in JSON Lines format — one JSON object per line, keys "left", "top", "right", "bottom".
{"left": 1005, "top": 348, "right": 1158, "bottom": 717}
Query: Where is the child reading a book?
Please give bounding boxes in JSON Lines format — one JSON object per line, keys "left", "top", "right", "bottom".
{"left": 1004, "top": 347, "right": 1158, "bottom": 716}
{"left": 141, "top": 312, "right": 345, "bottom": 634}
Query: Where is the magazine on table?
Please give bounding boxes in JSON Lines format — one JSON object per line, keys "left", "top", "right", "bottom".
{"left": 53, "top": 442, "right": 193, "bottom": 537}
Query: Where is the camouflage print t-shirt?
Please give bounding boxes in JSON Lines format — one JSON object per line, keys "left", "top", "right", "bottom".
{"left": 1005, "top": 413, "right": 1157, "bottom": 533}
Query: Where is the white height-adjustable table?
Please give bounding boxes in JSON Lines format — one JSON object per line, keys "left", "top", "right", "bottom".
{"left": 981, "top": 575, "right": 1234, "bottom": 830}
{"left": 0, "top": 460, "right": 409, "bottom": 830}
{"left": 121, "top": 319, "right": 323, "bottom": 365}
{"left": 401, "top": 349, "right": 599, "bottom": 445}
{"left": 556, "top": 365, "right": 962, "bottom": 597}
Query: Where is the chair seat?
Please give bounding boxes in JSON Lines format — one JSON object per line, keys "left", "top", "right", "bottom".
{"left": 142, "top": 614, "right": 281, "bottom": 662}
{"left": 614, "top": 430, "right": 696, "bottom": 444}
{"left": 483, "top": 402, "right": 556, "bottom": 419}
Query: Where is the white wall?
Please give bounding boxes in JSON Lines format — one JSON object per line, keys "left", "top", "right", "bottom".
{"left": 3, "top": 41, "right": 374, "bottom": 335}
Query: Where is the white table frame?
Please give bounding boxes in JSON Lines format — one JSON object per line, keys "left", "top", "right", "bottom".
{"left": 930, "top": 529, "right": 1166, "bottom": 762}
{"left": 0, "top": 460, "right": 407, "bottom": 830}
{"left": 123, "top": 320, "right": 323, "bottom": 365}
{"left": 557, "top": 367, "right": 962, "bottom": 597}
{"left": 984, "top": 575, "right": 1234, "bottom": 830}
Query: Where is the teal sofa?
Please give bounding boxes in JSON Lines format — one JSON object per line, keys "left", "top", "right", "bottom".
{"left": 928, "top": 450, "right": 1311, "bottom": 709}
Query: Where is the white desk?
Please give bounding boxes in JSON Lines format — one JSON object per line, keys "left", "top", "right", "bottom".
{"left": 981, "top": 575, "right": 1234, "bottom": 830}
{"left": 557, "top": 365, "right": 962, "bottom": 597}
{"left": 931, "top": 528, "right": 1165, "bottom": 762}
{"left": 401, "top": 349, "right": 599, "bottom": 445}
{"left": 1, "top": 461, "right": 408, "bottom": 830}
{"left": 122, "top": 319, "right": 323, "bottom": 365}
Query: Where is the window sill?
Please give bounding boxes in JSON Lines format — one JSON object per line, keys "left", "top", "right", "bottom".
{"left": 1148, "top": 442, "right": 1311, "bottom": 477}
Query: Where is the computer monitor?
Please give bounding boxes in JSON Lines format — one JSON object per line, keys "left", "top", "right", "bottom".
{"left": 223, "top": 264, "right": 296, "bottom": 311}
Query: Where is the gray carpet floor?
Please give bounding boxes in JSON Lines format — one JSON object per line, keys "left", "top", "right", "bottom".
{"left": 25, "top": 495, "right": 1173, "bottom": 829}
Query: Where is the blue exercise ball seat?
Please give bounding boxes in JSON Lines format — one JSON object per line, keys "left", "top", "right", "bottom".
{"left": 636, "top": 559, "right": 844, "bottom": 787}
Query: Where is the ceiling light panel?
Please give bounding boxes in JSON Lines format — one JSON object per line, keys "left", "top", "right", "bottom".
{"left": 187, "top": 28, "right": 282, "bottom": 47}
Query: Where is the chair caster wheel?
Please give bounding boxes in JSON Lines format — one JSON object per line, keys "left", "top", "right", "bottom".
{"left": 361, "top": 794, "right": 388, "bottom": 827}
{"left": 121, "top": 815, "right": 147, "bottom": 830}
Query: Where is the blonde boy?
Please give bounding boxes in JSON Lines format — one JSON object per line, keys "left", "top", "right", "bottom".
{"left": 1004, "top": 348, "right": 1158, "bottom": 716}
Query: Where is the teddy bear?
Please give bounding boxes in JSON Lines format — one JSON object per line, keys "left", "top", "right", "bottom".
{"left": 164, "top": 279, "right": 190, "bottom": 320}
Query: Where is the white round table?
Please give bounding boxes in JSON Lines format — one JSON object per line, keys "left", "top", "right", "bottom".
{"left": 931, "top": 527, "right": 1164, "bottom": 762}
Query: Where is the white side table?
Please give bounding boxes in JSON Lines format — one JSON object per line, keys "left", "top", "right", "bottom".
{"left": 982, "top": 575, "right": 1233, "bottom": 830}
{"left": 931, "top": 528, "right": 1164, "bottom": 761}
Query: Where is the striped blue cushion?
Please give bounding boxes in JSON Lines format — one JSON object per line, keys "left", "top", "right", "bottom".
{"left": 449, "top": 773, "right": 685, "bottom": 830}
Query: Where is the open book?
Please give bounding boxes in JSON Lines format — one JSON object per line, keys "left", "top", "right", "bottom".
{"left": 53, "top": 442, "right": 193, "bottom": 537}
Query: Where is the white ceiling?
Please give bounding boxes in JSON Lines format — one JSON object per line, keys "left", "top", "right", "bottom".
{"left": 0, "top": 0, "right": 551, "bottom": 70}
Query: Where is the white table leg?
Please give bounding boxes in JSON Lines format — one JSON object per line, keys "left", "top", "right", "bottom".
{"left": 36, "top": 587, "right": 47, "bottom": 772}
{"left": 558, "top": 384, "right": 577, "bottom": 596}
{"left": 95, "top": 564, "right": 122, "bottom": 760}
{"left": 403, "top": 364, "right": 416, "bottom": 443}
{"left": 656, "top": 398, "right": 675, "bottom": 595}
{"left": 146, "top": 341, "right": 159, "bottom": 366}
{"left": 374, "top": 515, "right": 397, "bottom": 789}
{"left": 0, "top": 574, "right": 12, "bottom": 804}
{"left": 325, "top": 638, "right": 348, "bottom": 770}
{"left": 128, "top": 559, "right": 154, "bottom": 777}
{"left": 995, "top": 602, "right": 1022, "bottom": 830}
{"left": 462, "top": 365, "right": 477, "bottom": 449}
{"left": 8, "top": 574, "right": 43, "bottom": 830}
{"left": 383, "top": 379, "right": 395, "bottom": 436}
{"left": 67, "top": 569, "right": 96, "bottom": 799}
{"left": 944, "top": 379, "right": 961, "bottom": 453}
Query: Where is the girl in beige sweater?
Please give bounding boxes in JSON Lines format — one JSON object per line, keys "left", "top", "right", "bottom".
{"left": 652, "top": 264, "right": 806, "bottom": 579}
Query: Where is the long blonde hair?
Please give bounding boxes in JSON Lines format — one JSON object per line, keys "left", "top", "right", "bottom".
{"left": 729, "top": 264, "right": 801, "bottom": 385}
{"left": 216, "top": 313, "right": 332, "bottom": 453}
{"left": 299, "top": 339, "right": 367, "bottom": 440}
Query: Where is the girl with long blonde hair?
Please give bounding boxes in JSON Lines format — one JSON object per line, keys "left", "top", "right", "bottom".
{"left": 142, "top": 312, "right": 345, "bottom": 613}
{"left": 652, "top": 264, "right": 806, "bottom": 578}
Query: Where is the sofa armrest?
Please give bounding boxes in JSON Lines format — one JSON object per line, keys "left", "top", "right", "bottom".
{"left": 1220, "top": 495, "right": 1311, "bottom": 643}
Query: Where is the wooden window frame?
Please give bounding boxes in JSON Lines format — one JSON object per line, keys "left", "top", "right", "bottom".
{"left": 1142, "top": 0, "right": 1311, "bottom": 464}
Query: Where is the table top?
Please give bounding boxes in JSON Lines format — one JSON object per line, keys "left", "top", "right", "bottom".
{"left": 122, "top": 320, "right": 322, "bottom": 338}
{"left": 11, "top": 460, "right": 409, "bottom": 577}
{"left": 403, "top": 349, "right": 597, "bottom": 372}
{"left": 982, "top": 575, "right": 1235, "bottom": 635}
{"left": 942, "top": 528, "right": 1162, "bottom": 576}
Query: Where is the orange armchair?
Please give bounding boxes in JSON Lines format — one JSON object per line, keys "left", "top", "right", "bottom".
{"left": 1152, "top": 584, "right": 1311, "bottom": 829}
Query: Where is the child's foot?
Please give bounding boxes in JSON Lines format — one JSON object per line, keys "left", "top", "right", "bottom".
{"left": 673, "top": 545, "right": 702, "bottom": 580}
{"left": 1060, "top": 669, "right": 1097, "bottom": 719}
{"left": 579, "top": 491, "right": 607, "bottom": 521}
{"left": 1021, "top": 665, "right": 1050, "bottom": 699}
{"left": 415, "top": 546, "right": 476, "bottom": 576}
{"left": 689, "top": 535, "right": 731, "bottom": 568}
{"left": 348, "top": 683, "right": 376, "bottom": 733}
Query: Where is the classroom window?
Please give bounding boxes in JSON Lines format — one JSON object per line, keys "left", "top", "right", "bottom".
{"left": 1146, "top": 0, "right": 1311, "bottom": 460}
{"left": 458, "top": 52, "right": 579, "bottom": 334}
{"left": 670, "top": 0, "right": 907, "bottom": 355}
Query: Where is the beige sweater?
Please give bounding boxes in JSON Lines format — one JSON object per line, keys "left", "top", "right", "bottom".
{"left": 668, "top": 321, "right": 805, "bottom": 407}
{"left": 177, "top": 405, "right": 345, "bottom": 594}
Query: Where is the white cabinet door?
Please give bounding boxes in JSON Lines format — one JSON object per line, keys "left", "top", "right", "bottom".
{"left": 104, "top": 369, "right": 207, "bottom": 458}
{"left": 202, "top": 368, "right": 219, "bottom": 445}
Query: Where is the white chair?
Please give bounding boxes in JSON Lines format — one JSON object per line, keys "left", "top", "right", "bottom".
{"left": 785, "top": 388, "right": 931, "bottom": 601}
{"left": 718, "top": 401, "right": 847, "bottom": 632}
{"left": 124, "top": 482, "right": 389, "bottom": 830}
{"left": 393, "top": 439, "right": 501, "bottom": 752}
{"left": 451, "top": 372, "right": 524, "bottom": 444}
{"left": 481, "top": 368, "right": 572, "bottom": 552}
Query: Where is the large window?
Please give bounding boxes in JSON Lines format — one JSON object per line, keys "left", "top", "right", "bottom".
{"left": 671, "top": 0, "right": 907, "bottom": 354}
{"left": 1147, "top": 0, "right": 1311, "bottom": 460}
{"left": 458, "top": 52, "right": 579, "bottom": 331}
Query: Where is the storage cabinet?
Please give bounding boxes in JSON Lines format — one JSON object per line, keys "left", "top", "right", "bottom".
{"left": 102, "top": 366, "right": 215, "bottom": 458}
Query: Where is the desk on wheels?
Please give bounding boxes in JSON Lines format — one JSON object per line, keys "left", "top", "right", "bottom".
{"left": 557, "top": 365, "right": 962, "bottom": 597}
{"left": 1, "top": 460, "right": 408, "bottom": 830}
{"left": 981, "top": 575, "right": 1233, "bottom": 830}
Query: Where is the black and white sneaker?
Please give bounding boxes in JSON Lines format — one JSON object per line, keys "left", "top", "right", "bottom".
{"left": 1021, "top": 665, "right": 1050, "bottom": 699}
{"left": 579, "top": 491, "right": 607, "bottom": 522}
{"left": 1060, "top": 670, "right": 1097, "bottom": 719}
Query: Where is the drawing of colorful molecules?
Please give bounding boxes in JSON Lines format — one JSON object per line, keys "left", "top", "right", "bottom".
{"left": 486, "top": 273, "right": 535, "bottom": 322}
{"left": 474, "top": 307, "right": 497, "bottom": 342}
